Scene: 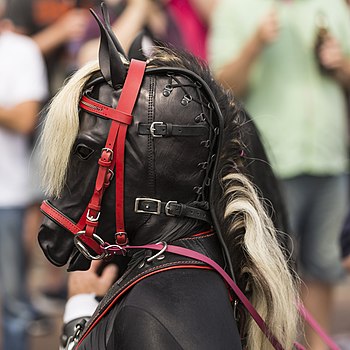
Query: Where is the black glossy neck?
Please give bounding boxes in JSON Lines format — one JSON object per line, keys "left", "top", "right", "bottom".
{"left": 128, "top": 215, "right": 211, "bottom": 246}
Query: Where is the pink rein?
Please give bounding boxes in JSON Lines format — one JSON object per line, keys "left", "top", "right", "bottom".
{"left": 102, "top": 242, "right": 340, "bottom": 350}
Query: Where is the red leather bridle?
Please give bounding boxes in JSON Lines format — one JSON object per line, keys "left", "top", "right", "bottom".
{"left": 40, "top": 59, "right": 146, "bottom": 259}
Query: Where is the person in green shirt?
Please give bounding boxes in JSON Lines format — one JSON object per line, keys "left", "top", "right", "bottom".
{"left": 209, "top": 0, "right": 350, "bottom": 349}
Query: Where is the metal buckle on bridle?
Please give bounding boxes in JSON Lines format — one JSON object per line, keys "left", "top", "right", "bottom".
{"left": 165, "top": 201, "right": 177, "bottom": 216}
{"left": 115, "top": 231, "right": 128, "bottom": 245}
{"left": 101, "top": 147, "right": 114, "bottom": 160}
{"left": 74, "top": 231, "right": 107, "bottom": 260}
{"left": 146, "top": 241, "right": 168, "bottom": 262}
{"left": 134, "top": 198, "right": 161, "bottom": 215}
{"left": 86, "top": 209, "right": 101, "bottom": 222}
{"left": 149, "top": 122, "right": 165, "bottom": 138}
{"left": 107, "top": 169, "right": 114, "bottom": 181}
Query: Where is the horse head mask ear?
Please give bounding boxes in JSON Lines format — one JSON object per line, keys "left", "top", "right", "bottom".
{"left": 128, "top": 30, "right": 153, "bottom": 61}
{"left": 100, "top": 2, "right": 127, "bottom": 57}
{"left": 90, "top": 3, "right": 127, "bottom": 88}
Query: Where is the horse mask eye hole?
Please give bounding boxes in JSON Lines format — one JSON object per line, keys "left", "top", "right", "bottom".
{"left": 74, "top": 144, "right": 94, "bottom": 160}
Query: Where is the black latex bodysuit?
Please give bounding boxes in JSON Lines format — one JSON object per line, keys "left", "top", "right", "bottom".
{"left": 72, "top": 234, "right": 243, "bottom": 350}
{"left": 79, "top": 269, "right": 242, "bottom": 350}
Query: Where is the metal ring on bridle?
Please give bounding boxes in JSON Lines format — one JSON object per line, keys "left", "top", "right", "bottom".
{"left": 146, "top": 242, "right": 168, "bottom": 262}
{"left": 74, "top": 231, "right": 107, "bottom": 260}
{"left": 100, "top": 243, "right": 127, "bottom": 256}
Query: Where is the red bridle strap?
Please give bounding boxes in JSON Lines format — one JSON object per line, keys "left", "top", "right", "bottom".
{"left": 40, "top": 60, "right": 146, "bottom": 257}
{"left": 80, "top": 96, "right": 133, "bottom": 124}
{"left": 111, "top": 60, "right": 146, "bottom": 241}
{"left": 79, "top": 59, "right": 146, "bottom": 246}
{"left": 41, "top": 200, "right": 84, "bottom": 234}
{"left": 40, "top": 200, "right": 103, "bottom": 254}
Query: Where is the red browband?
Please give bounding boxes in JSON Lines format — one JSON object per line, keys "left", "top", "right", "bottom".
{"left": 40, "top": 59, "right": 146, "bottom": 255}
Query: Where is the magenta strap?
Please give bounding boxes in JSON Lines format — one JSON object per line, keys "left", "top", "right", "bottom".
{"left": 298, "top": 303, "right": 340, "bottom": 350}
{"left": 103, "top": 242, "right": 339, "bottom": 350}
{"left": 104, "top": 242, "right": 294, "bottom": 350}
{"left": 160, "top": 245, "right": 284, "bottom": 349}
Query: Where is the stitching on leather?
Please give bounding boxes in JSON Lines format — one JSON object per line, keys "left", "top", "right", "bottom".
{"left": 94, "top": 261, "right": 205, "bottom": 318}
{"left": 119, "top": 260, "right": 203, "bottom": 288}
{"left": 45, "top": 204, "right": 80, "bottom": 232}
{"left": 81, "top": 100, "right": 131, "bottom": 124}
{"left": 176, "top": 233, "right": 214, "bottom": 242}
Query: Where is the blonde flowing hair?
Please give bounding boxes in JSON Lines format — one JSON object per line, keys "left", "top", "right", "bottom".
{"left": 221, "top": 172, "right": 299, "bottom": 349}
{"left": 39, "top": 61, "right": 99, "bottom": 198}
{"left": 39, "top": 48, "right": 299, "bottom": 349}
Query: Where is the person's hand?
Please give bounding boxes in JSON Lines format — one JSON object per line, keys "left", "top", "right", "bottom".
{"left": 68, "top": 261, "right": 118, "bottom": 298}
{"left": 255, "top": 9, "right": 279, "bottom": 47}
{"left": 318, "top": 35, "right": 344, "bottom": 70}
{"left": 54, "top": 9, "right": 90, "bottom": 42}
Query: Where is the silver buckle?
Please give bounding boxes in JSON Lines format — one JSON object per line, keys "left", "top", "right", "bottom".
{"left": 108, "top": 169, "right": 114, "bottom": 181}
{"left": 101, "top": 147, "right": 114, "bottom": 160}
{"left": 165, "top": 201, "right": 177, "bottom": 216}
{"left": 134, "top": 198, "right": 161, "bottom": 215}
{"left": 86, "top": 209, "right": 100, "bottom": 222}
{"left": 150, "top": 122, "right": 165, "bottom": 138}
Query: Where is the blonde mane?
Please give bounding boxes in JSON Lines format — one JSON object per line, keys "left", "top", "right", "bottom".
{"left": 222, "top": 173, "right": 299, "bottom": 349}
{"left": 39, "top": 61, "right": 99, "bottom": 197}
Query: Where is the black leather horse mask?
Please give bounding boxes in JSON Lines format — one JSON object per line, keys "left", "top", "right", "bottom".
{"left": 35, "top": 7, "right": 300, "bottom": 349}
{"left": 38, "top": 7, "right": 225, "bottom": 272}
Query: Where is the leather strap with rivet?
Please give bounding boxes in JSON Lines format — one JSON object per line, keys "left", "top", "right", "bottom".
{"left": 138, "top": 122, "right": 208, "bottom": 137}
{"left": 134, "top": 197, "right": 211, "bottom": 223}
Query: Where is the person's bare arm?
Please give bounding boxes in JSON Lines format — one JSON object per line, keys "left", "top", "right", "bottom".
{"left": 33, "top": 9, "right": 89, "bottom": 56}
{"left": 111, "top": 0, "right": 152, "bottom": 52}
{"left": 215, "top": 10, "right": 279, "bottom": 98}
{"left": 78, "top": 0, "right": 152, "bottom": 66}
{"left": 0, "top": 101, "right": 39, "bottom": 134}
{"left": 188, "top": 0, "right": 218, "bottom": 24}
{"left": 61, "top": 261, "right": 118, "bottom": 349}
{"left": 68, "top": 261, "right": 118, "bottom": 298}
{"left": 319, "top": 35, "right": 350, "bottom": 87}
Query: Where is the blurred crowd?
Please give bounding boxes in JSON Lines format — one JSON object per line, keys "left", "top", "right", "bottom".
{"left": 1, "top": 0, "right": 350, "bottom": 350}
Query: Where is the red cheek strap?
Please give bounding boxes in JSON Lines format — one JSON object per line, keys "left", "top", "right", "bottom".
{"left": 41, "top": 59, "right": 146, "bottom": 258}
